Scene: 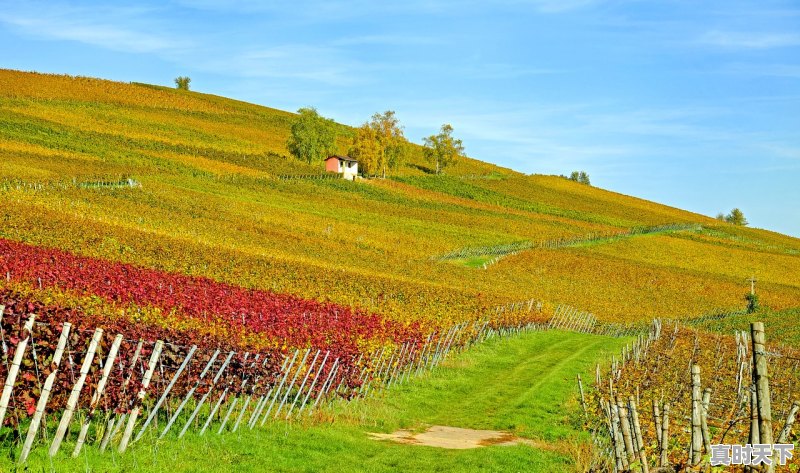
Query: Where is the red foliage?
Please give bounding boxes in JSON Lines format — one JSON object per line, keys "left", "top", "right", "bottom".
{"left": 0, "top": 238, "right": 422, "bottom": 356}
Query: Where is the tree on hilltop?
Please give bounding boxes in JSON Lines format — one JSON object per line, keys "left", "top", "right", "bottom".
{"left": 287, "top": 107, "right": 338, "bottom": 164}
{"left": 724, "top": 208, "right": 748, "bottom": 226}
{"left": 568, "top": 171, "right": 591, "bottom": 185}
{"left": 423, "top": 124, "right": 464, "bottom": 175}
{"left": 174, "top": 76, "right": 191, "bottom": 90}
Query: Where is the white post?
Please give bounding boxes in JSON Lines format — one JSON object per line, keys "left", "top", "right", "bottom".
{"left": 72, "top": 333, "right": 124, "bottom": 458}
{"left": 49, "top": 327, "right": 103, "bottom": 457}
{"left": 0, "top": 315, "right": 35, "bottom": 427}
{"left": 19, "top": 322, "right": 71, "bottom": 463}
{"left": 118, "top": 340, "right": 164, "bottom": 453}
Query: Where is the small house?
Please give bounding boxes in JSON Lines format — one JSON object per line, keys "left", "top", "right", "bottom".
{"left": 325, "top": 155, "right": 359, "bottom": 180}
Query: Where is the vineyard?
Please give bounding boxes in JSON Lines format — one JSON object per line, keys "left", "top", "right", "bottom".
{"left": 0, "top": 284, "right": 544, "bottom": 463}
{"left": 0, "top": 68, "right": 799, "bottom": 471}
{"left": 586, "top": 321, "right": 800, "bottom": 472}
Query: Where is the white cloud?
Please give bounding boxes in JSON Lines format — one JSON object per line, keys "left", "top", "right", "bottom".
{"left": 201, "top": 45, "right": 368, "bottom": 86}
{"left": 0, "top": 4, "right": 191, "bottom": 54}
{"left": 700, "top": 30, "right": 800, "bottom": 49}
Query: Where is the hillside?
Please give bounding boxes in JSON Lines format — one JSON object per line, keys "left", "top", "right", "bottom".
{"left": 2, "top": 68, "right": 800, "bottom": 329}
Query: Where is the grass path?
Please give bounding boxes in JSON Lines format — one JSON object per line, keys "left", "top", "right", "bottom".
{"left": 12, "top": 331, "right": 627, "bottom": 472}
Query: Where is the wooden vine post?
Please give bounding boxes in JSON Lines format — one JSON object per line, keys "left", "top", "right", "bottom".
{"left": 690, "top": 364, "right": 703, "bottom": 466}
{"left": 72, "top": 333, "right": 124, "bottom": 458}
{"left": 118, "top": 340, "right": 164, "bottom": 453}
{"left": 19, "top": 322, "right": 71, "bottom": 463}
{"left": 0, "top": 315, "right": 35, "bottom": 428}
{"left": 659, "top": 403, "right": 670, "bottom": 467}
{"left": 777, "top": 400, "right": 799, "bottom": 443}
{"left": 750, "top": 322, "right": 774, "bottom": 473}
{"left": 628, "top": 396, "right": 649, "bottom": 473}
{"left": 49, "top": 327, "right": 104, "bottom": 457}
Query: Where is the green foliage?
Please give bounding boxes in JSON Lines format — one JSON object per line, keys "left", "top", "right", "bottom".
{"left": 423, "top": 124, "right": 464, "bottom": 175}
{"left": 568, "top": 171, "right": 590, "bottom": 185}
{"left": 369, "top": 111, "right": 408, "bottom": 176}
{"left": 348, "top": 111, "right": 409, "bottom": 176}
{"left": 348, "top": 124, "right": 382, "bottom": 175}
{"left": 723, "top": 208, "right": 748, "bottom": 226}
{"left": 287, "top": 107, "right": 339, "bottom": 164}
{"left": 745, "top": 292, "right": 759, "bottom": 313}
{"left": 174, "top": 76, "right": 191, "bottom": 90}
{"left": 7, "top": 331, "right": 623, "bottom": 472}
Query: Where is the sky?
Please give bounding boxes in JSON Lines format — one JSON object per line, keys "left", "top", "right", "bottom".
{"left": 1, "top": 0, "right": 799, "bottom": 236}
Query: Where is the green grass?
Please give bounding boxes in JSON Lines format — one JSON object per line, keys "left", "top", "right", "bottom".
{"left": 9, "top": 331, "right": 627, "bottom": 472}
{"left": 452, "top": 255, "right": 496, "bottom": 268}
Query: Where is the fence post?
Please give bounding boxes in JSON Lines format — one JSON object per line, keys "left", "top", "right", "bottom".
{"left": 118, "top": 340, "right": 164, "bottom": 453}
{"left": 49, "top": 327, "right": 104, "bottom": 457}
{"left": 72, "top": 333, "right": 124, "bottom": 457}
{"left": 777, "top": 400, "right": 799, "bottom": 443}
{"left": 751, "top": 322, "right": 774, "bottom": 473}
{"left": 628, "top": 396, "right": 649, "bottom": 473}
{"left": 690, "top": 364, "right": 703, "bottom": 465}
{"left": 136, "top": 345, "right": 197, "bottom": 442}
{"left": 660, "top": 403, "right": 670, "bottom": 467}
{"left": 19, "top": 322, "right": 71, "bottom": 463}
{"left": 0, "top": 315, "right": 35, "bottom": 428}
{"left": 178, "top": 350, "right": 235, "bottom": 438}
{"left": 160, "top": 349, "right": 221, "bottom": 439}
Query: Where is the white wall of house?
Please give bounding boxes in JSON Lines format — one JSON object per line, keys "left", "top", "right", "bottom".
{"left": 341, "top": 160, "right": 358, "bottom": 180}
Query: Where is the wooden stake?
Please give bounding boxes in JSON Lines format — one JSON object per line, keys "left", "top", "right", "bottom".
{"left": 118, "top": 340, "right": 164, "bottom": 453}
{"left": 660, "top": 403, "right": 670, "bottom": 467}
{"left": 177, "top": 350, "right": 234, "bottom": 438}
{"left": 690, "top": 364, "right": 703, "bottom": 465}
{"left": 72, "top": 333, "right": 124, "bottom": 458}
{"left": 777, "top": 400, "right": 799, "bottom": 443}
{"left": 628, "top": 397, "right": 649, "bottom": 473}
{"left": 49, "top": 327, "right": 103, "bottom": 457}
{"left": 751, "top": 322, "right": 773, "bottom": 449}
{"left": 577, "top": 374, "right": 587, "bottom": 415}
{"left": 0, "top": 315, "right": 35, "bottom": 428}
{"left": 700, "top": 387, "right": 712, "bottom": 456}
{"left": 135, "top": 344, "right": 197, "bottom": 442}
{"left": 261, "top": 349, "right": 300, "bottom": 425}
{"left": 160, "top": 348, "right": 221, "bottom": 438}
{"left": 652, "top": 399, "right": 662, "bottom": 451}
{"left": 618, "top": 403, "right": 636, "bottom": 467}
{"left": 19, "top": 322, "right": 71, "bottom": 463}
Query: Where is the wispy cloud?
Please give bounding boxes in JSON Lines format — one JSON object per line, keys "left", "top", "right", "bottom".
{"left": 719, "top": 62, "right": 800, "bottom": 78}
{"left": 0, "top": 4, "right": 190, "bottom": 54}
{"left": 699, "top": 30, "right": 800, "bottom": 49}
{"left": 330, "top": 35, "right": 443, "bottom": 47}
{"left": 201, "top": 45, "right": 368, "bottom": 86}
{"left": 517, "top": 0, "right": 603, "bottom": 14}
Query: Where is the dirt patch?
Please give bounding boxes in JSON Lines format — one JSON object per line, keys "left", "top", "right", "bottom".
{"left": 368, "top": 425, "right": 540, "bottom": 450}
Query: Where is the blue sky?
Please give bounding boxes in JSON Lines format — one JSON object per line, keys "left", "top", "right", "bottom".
{"left": 1, "top": 1, "right": 799, "bottom": 236}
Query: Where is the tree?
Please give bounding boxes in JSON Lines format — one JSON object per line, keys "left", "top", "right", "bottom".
{"left": 423, "top": 124, "right": 465, "bottom": 175}
{"left": 348, "top": 124, "right": 382, "bottom": 175}
{"left": 715, "top": 213, "right": 726, "bottom": 221}
{"left": 287, "top": 107, "right": 338, "bottom": 164}
{"left": 745, "top": 292, "right": 759, "bottom": 313}
{"left": 568, "top": 171, "right": 591, "bottom": 185}
{"left": 723, "top": 208, "right": 748, "bottom": 226}
{"left": 174, "top": 76, "right": 191, "bottom": 90}
{"left": 368, "top": 111, "right": 408, "bottom": 177}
